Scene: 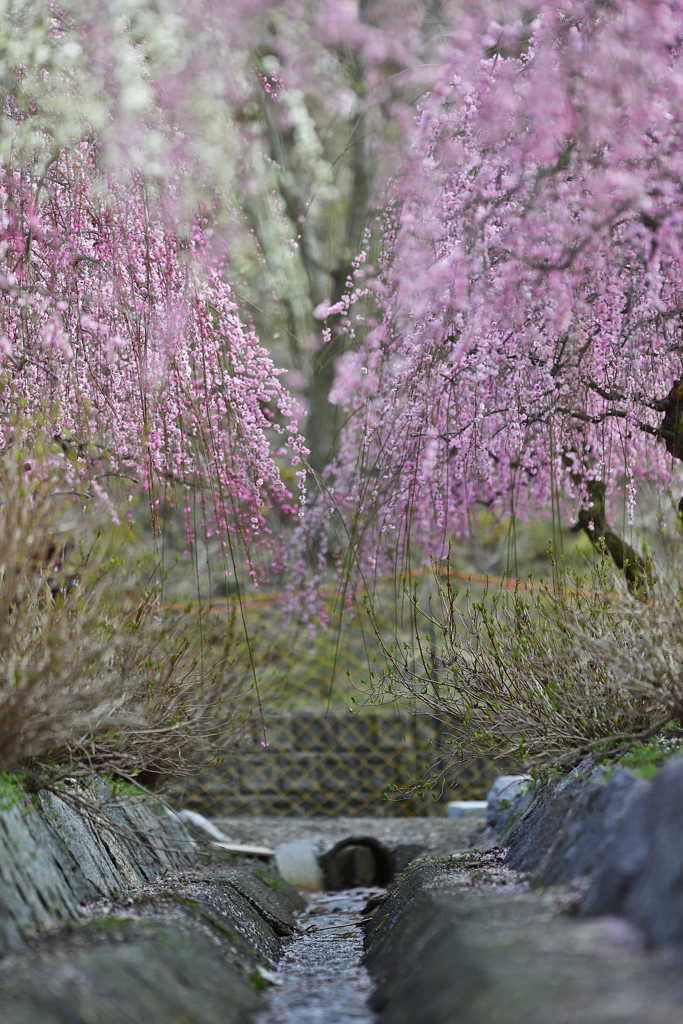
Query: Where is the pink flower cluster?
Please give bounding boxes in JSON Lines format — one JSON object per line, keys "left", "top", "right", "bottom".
{"left": 0, "top": 142, "right": 307, "bottom": 579}
{"left": 329, "top": 0, "right": 683, "bottom": 575}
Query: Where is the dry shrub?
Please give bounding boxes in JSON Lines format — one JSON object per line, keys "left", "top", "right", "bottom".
{"left": 0, "top": 456, "right": 249, "bottom": 784}
{"left": 368, "top": 558, "right": 683, "bottom": 774}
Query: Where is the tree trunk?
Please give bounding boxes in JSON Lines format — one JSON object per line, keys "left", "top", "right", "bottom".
{"left": 573, "top": 479, "right": 651, "bottom": 592}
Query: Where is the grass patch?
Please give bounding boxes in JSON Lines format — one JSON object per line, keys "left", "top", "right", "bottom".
{"left": 108, "top": 777, "right": 146, "bottom": 799}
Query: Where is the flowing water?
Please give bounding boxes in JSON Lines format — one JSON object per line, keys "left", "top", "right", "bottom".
{"left": 254, "top": 888, "right": 381, "bottom": 1024}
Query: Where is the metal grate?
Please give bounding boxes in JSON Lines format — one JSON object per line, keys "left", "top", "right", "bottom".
{"left": 169, "top": 711, "right": 517, "bottom": 817}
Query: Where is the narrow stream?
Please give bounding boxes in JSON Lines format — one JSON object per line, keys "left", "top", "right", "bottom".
{"left": 254, "top": 888, "right": 381, "bottom": 1024}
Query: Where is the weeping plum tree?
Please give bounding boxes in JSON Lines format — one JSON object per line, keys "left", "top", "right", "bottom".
{"left": 0, "top": 0, "right": 455, "bottom": 583}
{"left": 12, "top": 0, "right": 683, "bottom": 602}
{"left": 324, "top": 0, "right": 683, "bottom": 587}
{"left": 0, "top": 148, "right": 307, "bottom": 584}
{"left": 0, "top": 1, "right": 319, "bottom": 768}
{"left": 0, "top": 1, "right": 314, "bottom": 588}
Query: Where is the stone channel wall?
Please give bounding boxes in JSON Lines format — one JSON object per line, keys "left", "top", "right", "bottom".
{"left": 0, "top": 781, "right": 305, "bottom": 1023}
{"left": 0, "top": 785, "right": 192, "bottom": 956}
{"left": 502, "top": 754, "right": 683, "bottom": 946}
{"left": 362, "top": 755, "right": 683, "bottom": 1024}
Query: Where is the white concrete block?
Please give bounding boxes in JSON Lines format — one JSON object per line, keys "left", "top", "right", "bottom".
{"left": 274, "top": 839, "right": 325, "bottom": 891}
{"left": 446, "top": 800, "right": 488, "bottom": 819}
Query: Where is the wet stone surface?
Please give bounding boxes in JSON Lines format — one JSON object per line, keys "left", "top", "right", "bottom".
{"left": 255, "top": 889, "right": 380, "bottom": 1024}
{"left": 362, "top": 853, "right": 683, "bottom": 1024}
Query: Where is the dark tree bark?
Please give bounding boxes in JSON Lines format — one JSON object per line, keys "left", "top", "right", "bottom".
{"left": 564, "top": 379, "right": 683, "bottom": 591}
{"left": 656, "top": 379, "right": 683, "bottom": 462}
{"left": 572, "top": 479, "right": 651, "bottom": 592}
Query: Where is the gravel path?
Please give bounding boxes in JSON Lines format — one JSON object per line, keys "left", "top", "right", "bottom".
{"left": 212, "top": 815, "right": 485, "bottom": 857}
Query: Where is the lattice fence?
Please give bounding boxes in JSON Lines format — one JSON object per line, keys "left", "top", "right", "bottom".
{"left": 168, "top": 711, "right": 517, "bottom": 817}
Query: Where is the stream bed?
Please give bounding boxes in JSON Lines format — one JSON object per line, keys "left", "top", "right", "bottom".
{"left": 254, "top": 888, "right": 380, "bottom": 1024}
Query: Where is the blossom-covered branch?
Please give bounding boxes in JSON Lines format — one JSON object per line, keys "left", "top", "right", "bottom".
{"left": 328, "top": 0, "right": 683, "bottom": 581}
{"left": 0, "top": 144, "right": 307, "bottom": 582}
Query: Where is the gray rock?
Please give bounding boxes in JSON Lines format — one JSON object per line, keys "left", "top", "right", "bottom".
{"left": 97, "top": 796, "right": 193, "bottom": 881}
{"left": 486, "top": 775, "right": 532, "bottom": 828}
{"left": 504, "top": 760, "right": 601, "bottom": 872}
{"left": 39, "top": 791, "right": 140, "bottom": 894}
{"left": 0, "top": 783, "right": 194, "bottom": 955}
{"left": 532, "top": 767, "right": 646, "bottom": 887}
{"left": 0, "top": 796, "right": 98, "bottom": 956}
{"left": 161, "top": 873, "right": 285, "bottom": 966}
{"left": 367, "top": 889, "right": 483, "bottom": 1024}
{"left": 40, "top": 787, "right": 194, "bottom": 890}
{"left": 497, "top": 754, "right": 683, "bottom": 950}
{"left": 582, "top": 755, "right": 683, "bottom": 946}
{"left": 226, "top": 861, "right": 306, "bottom": 936}
{"left": 363, "top": 862, "right": 441, "bottom": 999}
{"left": 0, "top": 781, "right": 311, "bottom": 1023}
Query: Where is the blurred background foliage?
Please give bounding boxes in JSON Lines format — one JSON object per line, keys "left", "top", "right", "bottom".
{"left": 141, "top": 487, "right": 670, "bottom": 715}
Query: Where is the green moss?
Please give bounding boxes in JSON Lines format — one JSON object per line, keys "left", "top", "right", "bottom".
{"left": 0, "top": 771, "right": 27, "bottom": 811}
{"left": 250, "top": 973, "right": 268, "bottom": 992}
{"left": 375, "top": 913, "right": 390, "bottom": 932}
{"left": 615, "top": 728, "right": 683, "bottom": 779}
{"left": 86, "top": 915, "right": 136, "bottom": 937}
{"left": 206, "top": 848, "right": 237, "bottom": 865}
{"left": 255, "top": 867, "right": 281, "bottom": 890}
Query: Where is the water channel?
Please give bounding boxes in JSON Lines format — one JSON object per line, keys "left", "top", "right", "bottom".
{"left": 254, "top": 888, "right": 381, "bottom": 1024}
